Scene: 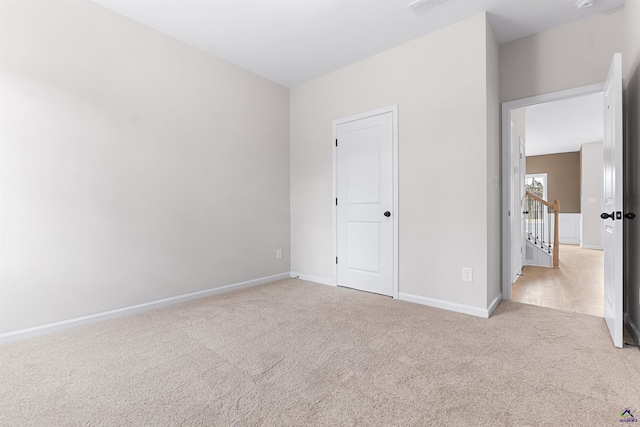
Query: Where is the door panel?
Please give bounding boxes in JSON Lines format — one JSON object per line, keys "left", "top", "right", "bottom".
{"left": 346, "top": 222, "right": 380, "bottom": 273}
{"left": 602, "top": 53, "right": 623, "bottom": 348}
{"left": 345, "top": 128, "right": 381, "bottom": 204}
{"left": 337, "top": 111, "right": 393, "bottom": 296}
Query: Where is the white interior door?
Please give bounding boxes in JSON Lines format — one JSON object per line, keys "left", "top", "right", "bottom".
{"left": 602, "top": 53, "right": 623, "bottom": 348}
{"left": 336, "top": 111, "right": 394, "bottom": 296}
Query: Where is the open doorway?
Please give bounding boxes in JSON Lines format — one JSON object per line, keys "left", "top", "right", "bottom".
{"left": 503, "top": 87, "right": 605, "bottom": 317}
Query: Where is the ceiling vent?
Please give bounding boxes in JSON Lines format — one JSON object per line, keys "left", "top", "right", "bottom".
{"left": 575, "top": 0, "right": 595, "bottom": 9}
{"left": 408, "top": 0, "right": 451, "bottom": 16}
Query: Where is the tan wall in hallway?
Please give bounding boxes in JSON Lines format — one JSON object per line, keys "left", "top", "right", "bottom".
{"left": 526, "top": 152, "right": 581, "bottom": 213}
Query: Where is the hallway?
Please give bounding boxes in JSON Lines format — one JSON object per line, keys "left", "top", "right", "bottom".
{"left": 512, "top": 244, "right": 603, "bottom": 317}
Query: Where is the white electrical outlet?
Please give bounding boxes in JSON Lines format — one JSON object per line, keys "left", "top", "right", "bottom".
{"left": 462, "top": 267, "right": 473, "bottom": 282}
{"left": 276, "top": 249, "right": 283, "bottom": 259}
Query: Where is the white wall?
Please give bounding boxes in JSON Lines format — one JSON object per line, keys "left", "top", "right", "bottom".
{"left": 291, "top": 14, "right": 499, "bottom": 314}
{"left": 500, "top": 9, "right": 624, "bottom": 102}
{"left": 486, "top": 20, "right": 501, "bottom": 307}
{"left": 624, "top": 2, "right": 640, "bottom": 82}
{"left": 0, "top": 1, "right": 290, "bottom": 333}
{"left": 623, "top": 0, "right": 640, "bottom": 340}
{"left": 580, "top": 142, "right": 604, "bottom": 249}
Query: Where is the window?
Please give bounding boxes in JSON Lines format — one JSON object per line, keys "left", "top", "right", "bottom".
{"left": 525, "top": 173, "right": 547, "bottom": 201}
{"left": 525, "top": 173, "right": 548, "bottom": 223}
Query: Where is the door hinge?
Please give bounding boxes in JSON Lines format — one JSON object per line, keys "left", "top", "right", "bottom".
{"left": 335, "top": 139, "right": 338, "bottom": 147}
{"left": 336, "top": 198, "right": 338, "bottom": 205}
{"left": 336, "top": 257, "right": 338, "bottom": 264}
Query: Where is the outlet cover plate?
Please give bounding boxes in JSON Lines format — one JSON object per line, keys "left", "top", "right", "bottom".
{"left": 462, "top": 267, "right": 473, "bottom": 282}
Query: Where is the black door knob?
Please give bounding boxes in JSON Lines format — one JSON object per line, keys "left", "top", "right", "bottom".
{"left": 626, "top": 212, "right": 636, "bottom": 220}
{"left": 384, "top": 211, "right": 391, "bottom": 217}
{"left": 523, "top": 211, "right": 529, "bottom": 214}
{"left": 601, "top": 212, "right": 614, "bottom": 220}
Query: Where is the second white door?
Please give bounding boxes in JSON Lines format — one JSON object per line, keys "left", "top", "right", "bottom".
{"left": 336, "top": 110, "right": 394, "bottom": 296}
{"left": 602, "top": 53, "right": 624, "bottom": 348}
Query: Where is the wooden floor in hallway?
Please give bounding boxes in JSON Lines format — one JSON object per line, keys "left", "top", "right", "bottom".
{"left": 512, "top": 244, "right": 603, "bottom": 317}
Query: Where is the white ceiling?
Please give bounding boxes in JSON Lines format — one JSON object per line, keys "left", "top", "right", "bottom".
{"left": 91, "top": 0, "right": 624, "bottom": 87}
{"left": 523, "top": 92, "right": 604, "bottom": 157}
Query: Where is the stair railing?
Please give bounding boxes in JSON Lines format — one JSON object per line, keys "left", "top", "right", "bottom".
{"left": 525, "top": 191, "right": 560, "bottom": 268}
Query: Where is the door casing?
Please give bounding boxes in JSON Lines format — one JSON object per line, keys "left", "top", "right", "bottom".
{"left": 519, "top": 140, "right": 526, "bottom": 273}
{"left": 501, "top": 83, "right": 604, "bottom": 301}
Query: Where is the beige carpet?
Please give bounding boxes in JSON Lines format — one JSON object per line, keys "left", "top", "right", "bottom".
{"left": 1, "top": 279, "right": 639, "bottom": 426}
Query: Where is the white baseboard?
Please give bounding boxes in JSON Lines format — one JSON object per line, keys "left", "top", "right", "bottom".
{"left": 488, "top": 292, "right": 503, "bottom": 317}
{"left": 512, "top": 272, "right": 521, "bottom": 284}
{"left": 290, "top": 272, "right": 335, "bottom": 287}
{"left": 398, "top": 292, "right": 496, "bottom": 319}
{"left": 624, "top": 313, "right": 640, "bottom": 346}
{"left": 0, "top": 272, "right": 291, "bottom": 345}
{"left": 580, "top": 244, "right": 603, "bottom": 250}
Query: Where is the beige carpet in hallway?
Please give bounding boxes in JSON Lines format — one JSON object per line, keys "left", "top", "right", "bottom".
{"left": 512, "top": 244, "right": 604, "bottom": 316}
{"left": 1, "top": 279, "right": 638, "bottom": 426}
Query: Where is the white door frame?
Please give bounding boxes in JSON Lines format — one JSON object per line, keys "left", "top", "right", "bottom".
{"left": 519, "top": 140, "right": 526, "bottom": 275}
{"left": 332, "top": 105, "right": 399, "bottom": 298}
{"left": 501, "top": 84, "right": 604, "bottom": 300}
